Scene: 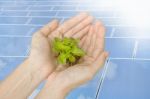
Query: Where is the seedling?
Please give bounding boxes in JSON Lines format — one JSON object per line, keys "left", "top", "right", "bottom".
{"left": 52, "top": 37, "right": 85, "bottom": 65}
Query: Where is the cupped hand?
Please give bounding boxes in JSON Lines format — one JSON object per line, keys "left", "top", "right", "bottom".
{"left": 37, "top": 21, "right": 108, "bottom": 99}
{"left": 28, "top": 13, "right": 93, "bottom": 78}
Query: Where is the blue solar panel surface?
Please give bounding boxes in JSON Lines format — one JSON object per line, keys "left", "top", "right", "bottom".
{"left": 0, "top": 0, "right": 150, "bottom": 99}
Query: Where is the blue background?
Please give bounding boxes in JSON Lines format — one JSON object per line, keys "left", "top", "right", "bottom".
{"left": 0, "top": 0, "right": 150, "bottom": 99}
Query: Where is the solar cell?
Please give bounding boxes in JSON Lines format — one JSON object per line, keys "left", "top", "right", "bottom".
{"left": 0, "top": 0, "right": 149, "bottom": 99}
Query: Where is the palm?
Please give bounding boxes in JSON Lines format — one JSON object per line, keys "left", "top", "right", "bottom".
{"left": 28, "top": 13, "right": 93, "bottom": 75}
{"left": 30, "top": 33, "right": 55, "bottom": 70}
{"left": 48, "top": 13, "right": 93, "bottom": 67}
{"left": 47, "top": 21, "right": 108, "bottom": 92}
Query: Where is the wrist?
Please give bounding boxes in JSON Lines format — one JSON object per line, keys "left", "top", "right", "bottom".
{"left": 36, "top": 74, "right": 68, "bottom": 99}
{"left": 36, "top": 83, "right": 67, "bottom": 99}
{"left": 0, "top": 58, "right": 52, "bottom": 99}
{"left": 25, "top": 58, "right": 53, "bottom": 81}
{"left": 28, "top": 57, "right": 53, "bottom": 74}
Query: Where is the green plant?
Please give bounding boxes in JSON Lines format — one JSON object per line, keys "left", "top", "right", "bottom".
{"left": 52, "top": 37, "right": 85, "bottom": 65}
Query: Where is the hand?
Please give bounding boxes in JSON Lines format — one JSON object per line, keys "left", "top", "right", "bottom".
{"left": 28, "top": 20, "right": 58, "bottom": 75}
{"left": 28, "top": 13, "right": 93, "bottom": 77}
{"left": 36, "top": 21, "right": 108, "bottom": 99}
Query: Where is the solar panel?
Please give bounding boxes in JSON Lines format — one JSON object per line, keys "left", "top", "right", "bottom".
{"left": 0, "top": 0, "right": 150, "bottom": 99}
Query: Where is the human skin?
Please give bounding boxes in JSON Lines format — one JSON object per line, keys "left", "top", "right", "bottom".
{"left": 36, "top": 21, "right": 108, "bottom": 99}
{"left": 0, "top": 13, "right": 108, "bottom": 99}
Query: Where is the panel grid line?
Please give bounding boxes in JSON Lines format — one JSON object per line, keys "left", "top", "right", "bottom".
{"left": 25, "top": 17, "right": 32, "bottom": 24}
{"left": 95, "top": 59, "right": 110, "bottom": 99}
{"left": 1, "top": 35, "right": 150, "bottom": 39}
{"left": 110, "top": 27, "right": 115, "bottom": 37}
{"left": 0, "top": 16, "right": 118, "bottom": 19}
{"left": 0, "top": 24, "right": 141, "bottom": 27}
{"left": 0, "top": 55, "right": 150, "bottom": 61}
{"left": 26, "top": 28, "right": 35, "bottom": 36}
{"left": 0, "top": 9, "right": 116, "bottom": 12}
{"left": 132, "top": 40, "right": 139, "bottom": 58}
{"left": 0, "top": 1, "right": 91, "bottom": 3}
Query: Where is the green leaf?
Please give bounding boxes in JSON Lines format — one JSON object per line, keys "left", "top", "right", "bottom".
{"left": 71, "top": 47, "right": 85, "bottom": 56}
{"left": 52, "top": 37, "right": 85, "bottom": 65}
{"left": 69, "top": 55, "right": 76, "bottom": 63}
{"left": 52, "top": 38, "right": 62, "bottom": 53}
{"left": 63, "top": 37, "right": 79, "bottom": 46}
{"left": 53, "top": 39, "right": 71, "bottom": 52}
{"left": 58, "top": 43, "right": 71, "bottom": 51}
{"left": 58, "top": 53, "right": 67, "bottom": 64}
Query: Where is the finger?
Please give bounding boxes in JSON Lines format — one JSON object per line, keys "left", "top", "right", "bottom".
{"left": 78, "top": 35, "right": 87, "bottom": 63}
{"left": 79, "top": 35, "right": 87, "bottom": 48}
{"left": 72, "top": 25, "right": 90, "bottom": 39}
{"left": 92, "top": 51, "right": 108, "bottom": 73}
{"left": 82, "top": 26, "right": 93, "bottom": 51}
{"left": 39, "top": 20, "right": 59, "bottom": 37}
{"left": 93, "top": 21, "right": 105, "bottom": 58}
{"left": 88, "top": 28, "right": 96, "bottom": 56}
{"left": 57, "top": 12, "right": 88, "bottom": 34}
{"left": 64, "top": 16, "right": 93, "bottom": 38}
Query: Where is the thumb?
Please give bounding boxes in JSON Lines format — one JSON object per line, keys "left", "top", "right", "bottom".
{"left": 39, "top": 20, "right": 59, "bottom": 37}
{"left": 93, "top": 51, "right": 109, "bottom": 72}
